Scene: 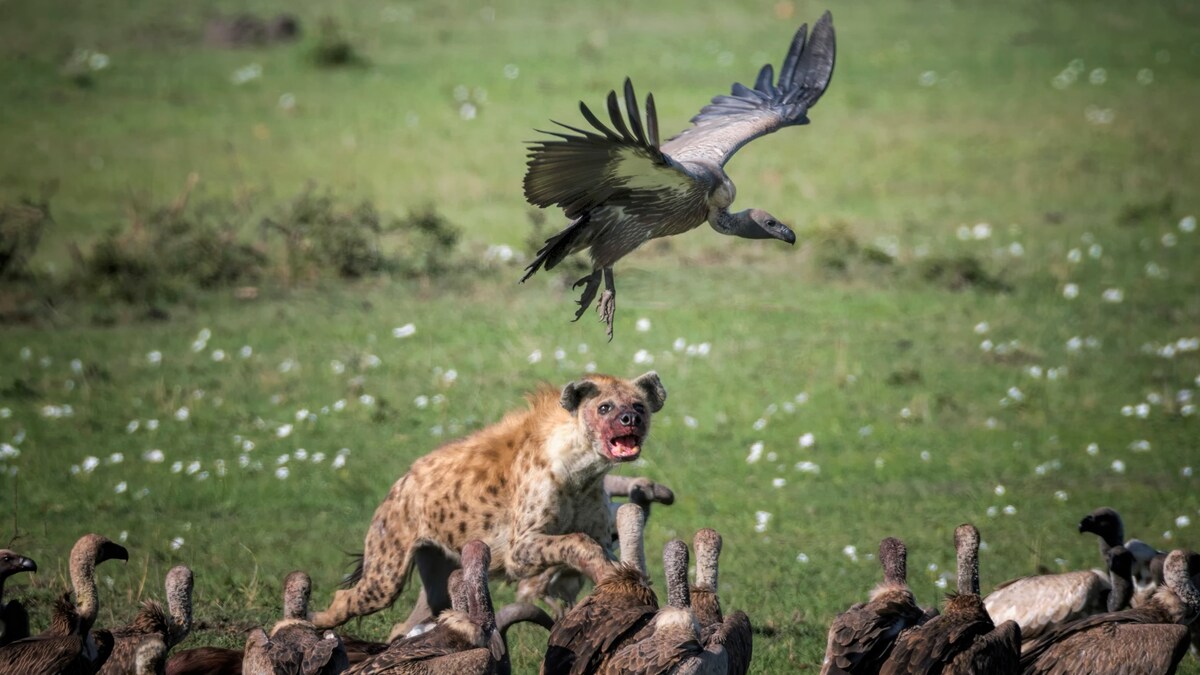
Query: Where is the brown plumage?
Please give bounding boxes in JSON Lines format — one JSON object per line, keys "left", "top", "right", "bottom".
{"left": 542, "top": 503, "right": 658, "bottom": 675}
{"left": 242, "top": 571, "right": 348, "bottom": 675}
{"left": 1020, "top": 548, "right": 1199, "bottom": 674}
{"left": 134, "top": 637, "right": 167, "bottom": 675}
{"left": 0, "top": 549, "right": 37, "bottom": 647}
{"left": 0, "top": 533, "right": 129, "bottom": 675}
{"left": 346, "top": 540, "right": 503, "bottom": 675}
{"left": 881, "top": 524, "right": 1021, "bottom": 675}
{"left": 600, "top": 538, "right": 726, "bottom": 674}
{"left": 100, "top": 564, "right": 193, "bottom": 675}
{"left": 822, "top": 537, "right": 928, "bottom": 674}
{"left": 521, "top": 13, "right": 836, "bottom": 338}
{"left": 690, "top": 529, "right": 750, "bottom": 675}
{"left": 165, "top": 646, "right": 242, "bottom": 675}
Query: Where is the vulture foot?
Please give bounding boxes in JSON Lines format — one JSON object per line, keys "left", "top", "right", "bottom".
{"left": 572, "top": 271, "right": 602, "bottom": 322}
{"left": 598, "top": 267, "right": 616, "bottom": 341}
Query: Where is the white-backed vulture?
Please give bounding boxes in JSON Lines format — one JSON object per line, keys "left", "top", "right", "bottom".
{"left": 242, "top": 571, "right": 348, "bottom": 675}
{"left": 0, "top": 533, "right": 129, "bottom": 675}
{"left": 100, "top": 565, "right": 194, "bottom": 675}
{"left": 823, "top": 537, "right": 928, "bottom": 674}
{"left": 134, "top": 636, "right": 167, "bottom": 675}
{"left": 0, "top": 550, "right": 37, "bottom": 647}
{"left": 165, "top": 645, "right": 242, "bottom": 675}
{"left": 521, "top": 13, "right": 836, "bottom": 338}
{"left": 542, "top": 502, "right": 657, "bottom": 675}
{"left": 345, "top": 540, "right": 503, "bottom": 675}
{"left": 881, "top": 524, "right": 1021, "bottom": 674}
{"left": 1078, "top": 507, "right": 1165, "bottom": 596}
{"left": 691, "top": 529, "right": 751, "bottom": 675}
{"left": 1019, "top": 548, "right": 1199, "bottom": 674}
{"left": 599, "top": 538, "right": 727, "bottom": 674}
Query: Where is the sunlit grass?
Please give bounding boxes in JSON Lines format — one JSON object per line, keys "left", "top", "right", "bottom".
{"left": 1, "top": 0, "right": 1198, "bottom": 671}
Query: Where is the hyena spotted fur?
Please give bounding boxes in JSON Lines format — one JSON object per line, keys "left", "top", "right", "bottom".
{"left": 311, "top": 371, "right": 667, "bottom": 634}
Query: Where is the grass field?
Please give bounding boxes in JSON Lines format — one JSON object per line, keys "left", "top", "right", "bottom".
{"left": 1, "top": 0, "right": 1199, "bottom": 671}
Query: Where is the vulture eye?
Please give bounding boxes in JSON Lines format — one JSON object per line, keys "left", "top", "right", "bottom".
{"left": 598, "top": 403, "right": 612, "bottom": 415}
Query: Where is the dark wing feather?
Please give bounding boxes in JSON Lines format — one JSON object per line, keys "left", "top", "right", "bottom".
{"left": 662, "top": 11, "right": 836, "bottom": 167}
{"left": 825, "top": 595, "right": 924, "bottom": 674}
{"left": 1019, "top": 604, "right": 1172, "bottom": 670}
{"left": 708, "top": 610, "right": 752, "bottom": 675}
{"left": 524, "top": 77, "right": 690, "bottom": 221}
{"left": 0, "top": 599, "right": 30, "bottom": 646}
{"left": 880, "top": 613, "right": 994, "bottom": 675}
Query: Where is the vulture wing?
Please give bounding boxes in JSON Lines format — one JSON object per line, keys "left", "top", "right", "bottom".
{"left": 662, "top": 11, "right": 836, "bottom": 168}
{"left": 524, "top": 79, "right": 699, "bottom": 222}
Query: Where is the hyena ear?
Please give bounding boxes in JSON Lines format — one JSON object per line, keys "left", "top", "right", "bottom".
{"left": 560, "top": 380, "right": 601, "bottom": 413}
{"left": 634, "top": 371, "right": 666, "bottom": 413}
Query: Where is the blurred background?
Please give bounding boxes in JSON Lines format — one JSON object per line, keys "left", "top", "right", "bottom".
{"left": 0, "top": 0, "right": 1198, "bottom": 670}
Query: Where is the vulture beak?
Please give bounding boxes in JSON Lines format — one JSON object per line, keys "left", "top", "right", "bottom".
{"left": 1078, "top": 516, "right": 1093, "bottom": 533}
{"left": 99, "top": 541, "right": 130, "bottom": 563}
{"left": 774, "top": 224, "right": 797, "bottom": 245}
{"left": 19, "top": 557, "right": 37, "bottom": 573}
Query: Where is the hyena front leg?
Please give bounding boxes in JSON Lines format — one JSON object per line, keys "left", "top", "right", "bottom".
{"left": 508, "top": 532, "right": 616, "bottom": 585}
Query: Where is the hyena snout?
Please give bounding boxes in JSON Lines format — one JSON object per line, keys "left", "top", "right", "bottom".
{"left": 618, "top": 408, "right": 642, "bottom": 428}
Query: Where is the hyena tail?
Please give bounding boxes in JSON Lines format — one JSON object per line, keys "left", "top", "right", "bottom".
{"left": 340, "top": 551, "right": 365, "bottom": 589}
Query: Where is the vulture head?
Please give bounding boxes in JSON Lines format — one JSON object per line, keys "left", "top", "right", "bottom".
{"left": 0, "top": 550, "right": 37, "bottom": 580}
{"left": 741, "top": 209, "right": 796, "bottom": 244}
{"left": 1078, "top": 507, "right": 1124, "bottom": 545}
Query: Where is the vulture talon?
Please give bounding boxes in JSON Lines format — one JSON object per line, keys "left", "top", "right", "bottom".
{"left": 598, "top": 289, "right": 616, "bottom": 341}
{"left": 572, "top": 271, "right": 602, "bottom": 322}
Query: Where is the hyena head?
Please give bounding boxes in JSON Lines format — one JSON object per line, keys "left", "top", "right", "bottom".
{"left": 560, "top": 371, "right": 666, "bottom": 463}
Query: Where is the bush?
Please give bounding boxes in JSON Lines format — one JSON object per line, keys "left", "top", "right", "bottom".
{"left": 389, "top": 206, "right": 462, "bottom": 278}
{"left": 310, "top": 17, "right": 364, "bottom": 68}
{"left": 263, "top": 186, "right": 386, "bottom": 280}
{"left": 0, "top": 196, "right": 52, "bottom": 280}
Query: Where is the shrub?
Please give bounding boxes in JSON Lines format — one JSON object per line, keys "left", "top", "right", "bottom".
{"left": 263, "top": 186, "right": 387, "bottom": 280}
{"left": 0, "top": 196, "right": 52, "bottom": 280}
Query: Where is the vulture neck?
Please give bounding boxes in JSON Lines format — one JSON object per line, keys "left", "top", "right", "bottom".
{"left": 710, "top": 208, "right": 764, "bottom": 240}
{"left": 616, "top": 507, "right": 647, "bottom": 575}
{"left": 1108, "top": 562, "right": 1133, "bottom": 612}
{"left": 955, "top": 536, "right": 980, "bottom": 596}
{"left": 165, "top": 567, "right": 194, "bottom": 646}
{"left": 69, "top": 547, "right": 100, "bottom": 633}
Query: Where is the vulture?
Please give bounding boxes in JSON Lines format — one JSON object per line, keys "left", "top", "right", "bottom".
{"left": 0, "top": 533, "right": 129, "bottom": 675}
{"left": 1078, "top": 507, "right": 1165, "bottom": 595}
{"left": 242, "top": 571, "right": 348, "bottom": 675}
{"left": 100, "top": 565, "right": 194, "bottom": 675}
{"left": 982, "top": 562, "right": 1112, "bottom": 646}
{"left": 1019, "top": 548, "right": 1198, "bottom": 674}
{"left": 599, "top": 538, "right": 728, "bottom": 674}
{"left": 822, "top": 537, "right": 929, "bottom": 674}
{"left": 0, "top": 549, "right": 37, "bottom": 647}
{"left": 345, "top": 540, "right": 504, "bottom": 675}
{"left": 521, "top": 12, "right": 836, "bottom": 338}
{"left": 690, "top": 529, "right": 752, "bottom": 675}
{"left": 517, "top": 474, "right": 675, "bottom": 618}
{"left": 881, "top": 524, "right": 1021, "bottom": 675}
{"left": 542, "top": 502, "right": 658, "bottom": 675}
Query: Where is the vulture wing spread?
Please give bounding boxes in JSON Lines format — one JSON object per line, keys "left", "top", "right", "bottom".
{"left": 524, "top": 79, "right": 697, "bottom": 222}
{"left": 662, "top": 11, "right": 836, "bottom": 168}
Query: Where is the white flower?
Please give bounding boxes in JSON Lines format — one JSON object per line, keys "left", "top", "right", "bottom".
{"left": 114, "top": 481, "right": 127, "bottom": 494}
{"left": 275, "top": 466, "right": 290, "bottom": 480}
{"left": 528, "top": 349, "right": 542, "bottom": 364}
{"left": 242, "top": 439, "right": 255, "bottom": 452}
{"left": 683, "top": 416, "right": 698, "bottom": 428}
{"left": 211, "top": 349, "right": 226, "bottom": 362}
{"left": 1067, "top": 248, "right": 1082, "bottom": 263}
{"left": 143, "top": 449, "right": 164, "bottom": 463}
{"left": 1182, "top": 466, "right": 1193, "bottom": 477}
{"left": 994, "top": 484, "right": 1006, "bottom": 496}
{"left": 1111, "top": 459, "right": 1126, "bottom": 473}
{"left": 239, "top": 345, "right": 253, "bottom": 358}
{"left": 795, "top": 553, "right": 809, "bottom": 563}
{"left": 296, "top": 448, "right": 309, "bottom": 461}
{"left": 81, "top": 456, "right": 100, "bottom": 473}
{"left": 1063, "top": 283, "right": 1079, "bottom": 299}
{"left": 0, "top": 444, "right": 18, "bottom": 460}
{"left": 972, "top": 223, "right": 992, "bottom": 240}
{"left": 974, "top": 321, "right": 989, "bottom": 334}
{"left": 1102, "top": 288, "right": 1124, "bottom": 303}
{"left": 393, "top": 325, "right": 416, "bottom": 341}
{"left": 332, "top": 454, "right": 347, "bottom": 469}
{"left": 1180, "top": 215, "right": 1196, "bottom": 233}
{"left": 311, "top": 452, "right": 325, "bottom": 463}
{"left": 673, "top": 338, "right": 687, "bottom": 351}
{"left": 795, "top": 392, "right": 809, "bottom": 405}
{"left": 754, "top": 511, "right": 771, "bottom": 533}
{"left": 276, "top": 454, "right": 290, "bottom": 465}
{"left": 414, "top": 395, "right": 429, "bottom": 409}
{"left": 1086, "top": 442, "right": 1100, "bottom": 456}
{"left": 633, "top": 349, "right": 654, "bottom": 365}
{"left": 147, "top": 350, "right": 162, "bottom": 365}
{"left": 1129, "top": 439, "right": 1151, "bottom": 452}
{"left": 276, "top": 424, "right": 293, "bottom": 438}
{"left": 1003, "top": 505, "right": 1017, "bottom": 515}
{"left": 170, "top": 461, "right": 183, "bottom": 473}
{"left": 635, "top": 318, "right": 651, "bottom": 332}
{"left": 920, "top": 450, "right": 932, "bottom": 461}
{"left": 146, "top": 419, "right": 158, "bottom": 430}
{"left": 696, "top": 343, "right": 711, "bottom": 356}
{"left": 794, "top": 461, "right": 820, "bottom": 474}
{"left": 174, "top": 407, "right": 190, "bottom": 422}
{"left": 333, "top": 399, "right": 346, "bottom": 412}
{"left": 1176, "top": 515, "right": 1191, "bottom": 528}
{"left": 799, "top": 432, "right": 815, "bottom": 448}
{"left": 364, "top": 354, "right": 382, "bottom": 368}
{"left": 772, "top": 478, "right": 786, "bottom": 488}
{"left": 842, "top": 544, "right": 858, "bottom": 561}
{"left": 186, "top": 461, "right": 201, "bottom": 475}
{"left": 752, "top": 418, "right": 767, "bottom": 431}
{"left": 295, "top": 408, "right": 311, "bottom": 422}
{"left": 935, "top": 577, "right": 948, "bottom": 589}
{"left": 1055, "top": 490, "right": 1068, "bottom": 501}
{"left": 330, "top": 360, "right": 345, "bottom": 375}
{"left": 986, "top": 506, "right": 999, "bottom": 517}
{"left": 746, "top": 442, "right": 764, "bottom": 464}
{"left": 170, "top": 537, "right": 185, "bottom": 551}
{"left": 1006, "top": 386, "right": 1024, "bottom": 402}
{"left": 108, "top": 452, "right": 124, "bottom": 464}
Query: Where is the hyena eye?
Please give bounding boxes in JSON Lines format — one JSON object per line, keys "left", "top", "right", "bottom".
{"left": 598, "top": 403, "right": 612, "bottom": 415}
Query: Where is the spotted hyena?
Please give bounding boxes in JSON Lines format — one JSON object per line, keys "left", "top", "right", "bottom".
{"left": 310, "top": 371, "right": 667, "bottom": 633}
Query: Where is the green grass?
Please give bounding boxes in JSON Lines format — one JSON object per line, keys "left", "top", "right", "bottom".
{"left": 2, "top": 0, "right": 1199, "bottom": 671}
